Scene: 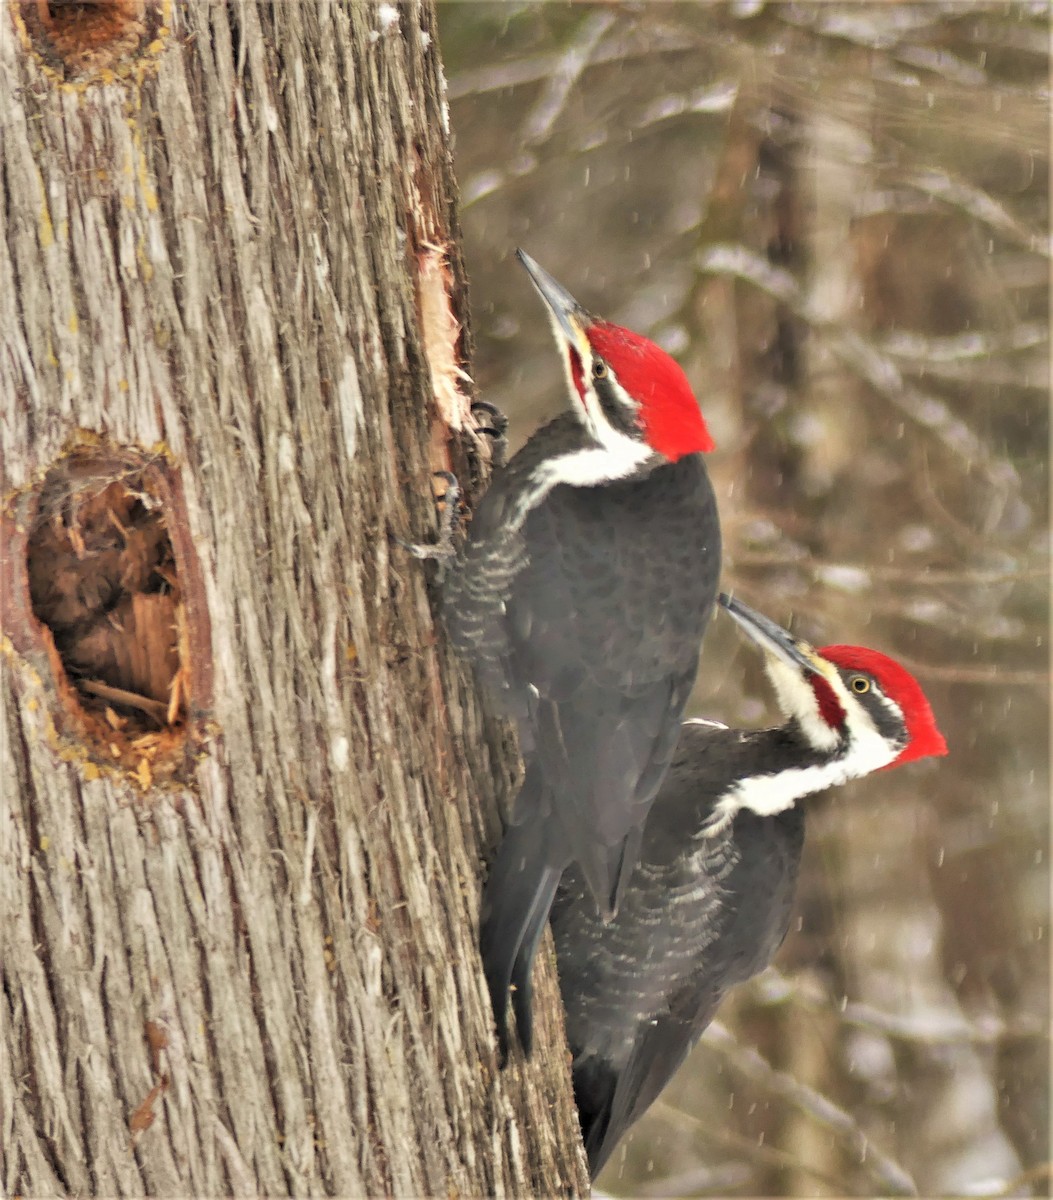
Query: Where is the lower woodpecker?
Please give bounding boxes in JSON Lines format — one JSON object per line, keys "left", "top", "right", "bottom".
{"left": 553, "top": 592, "right": 948, "bottom": 1178}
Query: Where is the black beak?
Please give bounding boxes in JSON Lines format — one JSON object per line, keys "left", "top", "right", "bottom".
{"left": 516, "top": 249, "right": 590, "bottom": 347}
{"left": 718, "top": 593, "right": 821, "bottom": 676}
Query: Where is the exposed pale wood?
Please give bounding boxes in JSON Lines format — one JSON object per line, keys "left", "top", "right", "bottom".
{"left": 0, "top": 2, "right": 588, "bottom": 1195}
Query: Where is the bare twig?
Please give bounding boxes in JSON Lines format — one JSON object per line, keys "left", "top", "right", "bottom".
{"left": 697, "top": 244, "right": 1021, "bottom": 490}
{"left": 462, "top": 79, "right": 736, "bottom": 209}
{"left": 777, "top": 3, "right": 940, "bottom": 47}
{"left": 635, "top": 1160, "right": 752, "bottom": 1197}
{"left": 875, "top": 657, "right": 1048, "bottom": 687}
{"left": 652, "top": 1095, "right": 855, "bottom": 1194}
{"left": 78, "top": 679, "right": 170, "bottom": 725}
{"left": 751, "top": 969, "right": 1048, "bottom": 1047}
{"left": 447, "top": 25, "right": 695, "bottom": 101}
{"left": 877, "top": 323, "right": 1048, "bottom": 390}
{"left": 632, "top": 81, "right": 740, "bottom": 130}
{"left": 892, "top": 44, "right": 987, "bottom": 87}
{"left": 889, "top": 356, "right": 1047, "bottom": 391}
{"left": 983, "top": 1161, "right": 1053, "bottom": 1198}
{"left": 916, "top": 451, "right": 1012, "bottom": 558}
{"left": 702, "top": 1022, "right": 919, "bottom": 1197}
{"left": 519, "top": 12, "right": 616, "bottom": 148}
{"left": 877, "top": 323, "right": 1047, "bottom": 365}
{"left": 963, "top": 13, "right": 1051, "bottom": 59}
{"left": 731, "top": 551, "right": 1048, "bottom": 587}
{"left": 898, "top": 168, "right": 1051, "bottom": 259}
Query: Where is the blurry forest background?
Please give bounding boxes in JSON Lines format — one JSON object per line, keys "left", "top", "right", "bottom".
{"left": 435, "top": 3, "right": 1049, "bottom": 1197}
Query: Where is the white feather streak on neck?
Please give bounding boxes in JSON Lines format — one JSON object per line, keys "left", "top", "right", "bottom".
{"left": 507, "top": 437, "right": 656, "bottom": 530}
{"left": 706, "top": 739, "right": 894, "bottom": 831}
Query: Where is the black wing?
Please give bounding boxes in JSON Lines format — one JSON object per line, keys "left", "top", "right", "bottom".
{"left": 506, "top": 432, "right": 721, "bottom": 909}
{"left": 441, "top": 415, "right": 590, "bottom": 732}
{"left": 446, "top": 415, "right": 720, "bottom": 902}
{"left": 581, "top": 990, "right": 721, "bottom": 1179}
{"left": 573, "top": 801, "right": 805, "bottom": 1178}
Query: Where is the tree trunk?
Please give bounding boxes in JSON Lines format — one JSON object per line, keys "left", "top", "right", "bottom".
{"left": 0, "top": 3, "right": 587, "bottom": 1195}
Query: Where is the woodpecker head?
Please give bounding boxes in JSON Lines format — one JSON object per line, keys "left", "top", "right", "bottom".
{"left": 517, "top": 249, "right": 714, "bottom": 473}
{"left": 719, "top": 593, "right": 948, "bottom": 779}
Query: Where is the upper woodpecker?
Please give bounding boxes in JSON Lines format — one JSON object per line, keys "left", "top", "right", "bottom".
{"left": 554, "top": 593, "right": 948, "bottom": 1178}
{"left": 441, "top": 251, "right": 721, "bottom": 1059}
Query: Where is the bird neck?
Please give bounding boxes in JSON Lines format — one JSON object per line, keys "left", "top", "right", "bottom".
{"left": 472, "top": 413, "right": 660, "bottom": 542}
{"left": 700, "top": 722, "right": 855, "bottom": 836}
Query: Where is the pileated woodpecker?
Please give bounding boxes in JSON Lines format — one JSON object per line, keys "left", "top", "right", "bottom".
{"left": 554, "top": 593, "right": 948, "bottom": 1178}
{"left": 438, "top": 251, "right": 721, "bottom": 1059}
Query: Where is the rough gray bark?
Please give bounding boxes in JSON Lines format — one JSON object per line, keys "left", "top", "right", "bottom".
{"left": 0, "top": 2, "right": 588, "bottom": 1195}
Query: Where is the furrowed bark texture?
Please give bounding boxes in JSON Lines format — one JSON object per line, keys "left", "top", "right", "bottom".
{"left": 0, "top": 2, "right": 588, "bottom": 1195}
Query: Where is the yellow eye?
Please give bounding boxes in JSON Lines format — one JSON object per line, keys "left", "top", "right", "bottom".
{"left": 592, "top": 360, "right": 608, "bottom": 380}
{"left": 851, "top": 676, "right": 870, "bottom": 694}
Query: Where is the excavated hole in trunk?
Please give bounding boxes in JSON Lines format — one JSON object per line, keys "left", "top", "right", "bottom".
{"left": 18, "top": 0, "right": 165, "bottom": 79}
{"left": 11, "top": 445, "right": 206, "bottom": 788}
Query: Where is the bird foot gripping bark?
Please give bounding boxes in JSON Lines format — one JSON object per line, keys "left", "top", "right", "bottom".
{"left": 397, "top": 400, "right": 507, "bottom": 565}
{"left": 471, "top": 399, "right": 509, "bottom": 468}
{"left": 396, "top": 470, "right": 462, "bottom": 564}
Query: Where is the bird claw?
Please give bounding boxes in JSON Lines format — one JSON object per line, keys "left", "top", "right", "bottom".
{"left": 471, "top": 400, "right": 509, "bottom": 467}
{"left": 396, "top": 470, "right": 462, "bottom": 563}
{"left": 396, "top": 536, "right": 456, "bottom": 562}
{"left": 471, "top": 399, "right": 508, "bottom": 436}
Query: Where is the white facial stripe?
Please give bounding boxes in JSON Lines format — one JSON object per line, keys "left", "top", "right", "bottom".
{"left": 534, "top": 352, "right": 657, "bottom": 495}
{"left": 546, "top": 310, "right": 593, "bottom": 433}
{"left": 829, "top": 665, "right": 909, "bottom": 761}
{"left": 545, "top": 307, "right": 644, "bottom": 454}
{"left": 870, "top": 685, "right": 906, "bottom": 729}
{"left": 581, "top": 370, "right": 638, "bottom": 448}
{"left": 521, "top": 318, "right": 656, "bottom": 521}
{"left": 793, "top": 656, "right": 904, "bottom": 773}
{"left": 763, "top": 657, "right": 839, "bottom": 752}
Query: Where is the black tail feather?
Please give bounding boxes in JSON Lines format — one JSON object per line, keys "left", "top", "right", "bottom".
{"left": 479, "top": 814, "right": 562, "bottom": 1063}
{"left": 508, "top": 866, "right": 561, "bottom": 1056}
{"left": 585, "top": 1107, "right": 617, "bottom": 1180}
{"left": 572, "top": 1058, "right": 618, "bottom": 1179}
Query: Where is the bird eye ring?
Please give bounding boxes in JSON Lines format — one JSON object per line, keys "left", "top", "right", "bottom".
{"left": 592, "top": 360, "right": 608, "bottom": 380}
{"left": 851, "top": 676, "right": 870, "bottom": 694}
